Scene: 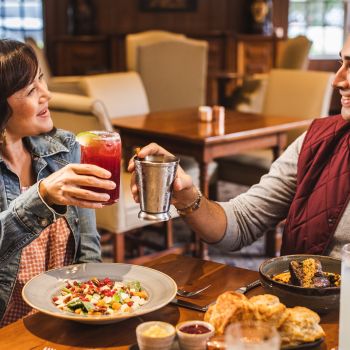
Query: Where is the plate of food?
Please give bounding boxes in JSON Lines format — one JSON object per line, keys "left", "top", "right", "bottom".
{"left": 204, "top": 291, "right": 325, "bottom": 350}
{"left": 259, "top": 255, "right": 341, "bottom": 313}
{"left": 22, "top": 263, "right": 177, "bottom": 324}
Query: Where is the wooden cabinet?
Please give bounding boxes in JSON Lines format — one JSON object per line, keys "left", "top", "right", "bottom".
{"left": 53, "top": 36, "right": 110, "bottom": 76}
{"left": 52, "top": 32, "right": 234, "bottom": 76}
{"left": 236, "top": 35, "right": 280, "bottom": 75}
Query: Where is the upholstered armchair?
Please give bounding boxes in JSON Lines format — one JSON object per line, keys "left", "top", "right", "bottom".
{"left": 126, "top": 30, "right": 186, "bottom": 71}
{"left": 125, "top": 31, "right": 208, "bottom": 112}
{"left": 78, "top": 72, "right": 150, "bottom": 118}
{"left": 276, "top": 35, "right": 312, "bottom": 70}
{"left": 234, "top": 35, "right": 313, "bottom": 114}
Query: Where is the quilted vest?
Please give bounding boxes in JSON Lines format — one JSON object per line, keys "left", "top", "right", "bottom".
{"left": 281, "top": 114, "right": 350, "bottom": 255}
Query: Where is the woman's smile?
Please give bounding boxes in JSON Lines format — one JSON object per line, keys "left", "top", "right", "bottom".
{"left": 37, "top": 107, "right": 50, "bottom": 118}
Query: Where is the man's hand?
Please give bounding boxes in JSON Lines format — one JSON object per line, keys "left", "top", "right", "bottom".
{"left": 128, "top": 142, "right": 194, "bottom": 206}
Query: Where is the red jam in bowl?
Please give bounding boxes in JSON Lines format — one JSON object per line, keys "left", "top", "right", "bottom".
{"left": 180, "top": 324, "right": 211, "bottom": 334}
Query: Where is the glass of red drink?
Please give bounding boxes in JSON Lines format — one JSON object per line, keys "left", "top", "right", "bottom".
{"left": 77, "top": 131, "right": 121, "bottom": 205}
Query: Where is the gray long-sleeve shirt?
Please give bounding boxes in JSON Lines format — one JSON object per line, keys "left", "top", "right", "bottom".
{"left": 215, "top": 133, "right": 349, "bottom": 259}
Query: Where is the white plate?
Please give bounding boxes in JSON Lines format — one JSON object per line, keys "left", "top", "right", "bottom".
{"left": 22, "top": 263, "right": 177, "bottom": 324}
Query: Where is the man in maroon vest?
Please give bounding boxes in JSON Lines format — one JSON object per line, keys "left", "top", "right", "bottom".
{"left": 128, "top": 37, "right": 350, "bottom": 258}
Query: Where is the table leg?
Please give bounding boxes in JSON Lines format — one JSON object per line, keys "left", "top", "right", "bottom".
{"left": 218, "top": 79, "right": 228, "bottom": 106}
{"left": 273, "top": 133, "right": 287, "bottom": 159}
{"left": 200, "top": 162, "right": 209, "bottom": 198}
{"left": 198, "top": 162, "right": 210, "bottom": 260}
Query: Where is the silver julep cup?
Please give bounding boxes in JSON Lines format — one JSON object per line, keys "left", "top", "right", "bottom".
{"left": 135, "top": 155, "right": 179, "bottom": 221}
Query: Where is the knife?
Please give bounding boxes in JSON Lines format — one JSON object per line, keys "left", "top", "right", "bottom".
{"left": 170, "top": 298, "right": 210, "bottom": 312}
{"left": 235, "top": 279, "right": 261, "bottom": 294}
{"left": 170, "top": 280, "right": 261, "bottom": 312}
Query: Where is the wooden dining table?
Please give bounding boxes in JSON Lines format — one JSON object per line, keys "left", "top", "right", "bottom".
{"left": 111, "top": 108, "right": 312, "bottom": 198}
{"left": 0, "top": 254, "right": 338, "bottom": 349}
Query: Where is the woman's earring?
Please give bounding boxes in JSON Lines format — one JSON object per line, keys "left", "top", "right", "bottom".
{"left": 0, "top": 129, "right": 7, "bottom": 148}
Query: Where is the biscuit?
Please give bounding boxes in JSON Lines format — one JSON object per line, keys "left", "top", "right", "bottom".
{"left": 204, "top": 291, "right": 253, "bottom": 335}
{"left": 249, "top": 294, "right": 288, "bottom": 328}
{"left": 278, "top": 306, "right": 325, "bottom": 347}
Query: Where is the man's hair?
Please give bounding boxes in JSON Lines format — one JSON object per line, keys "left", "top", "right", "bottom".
{"left": 0, "top": 39, "right": 38, "bottom": 131}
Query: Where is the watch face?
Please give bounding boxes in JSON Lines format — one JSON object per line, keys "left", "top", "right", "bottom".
{"left": 251, "top": 1, "right": 269, "bottom": 24}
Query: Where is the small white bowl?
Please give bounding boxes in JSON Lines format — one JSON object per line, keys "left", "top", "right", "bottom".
{"left": 176, "top": 320, "right": 215, "bottom": 350}
{"left": 136, "top": 321, "right": 176, "bottom": 350}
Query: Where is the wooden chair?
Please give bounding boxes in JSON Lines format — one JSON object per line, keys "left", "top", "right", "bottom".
{"left": 77, "top": 71, "right": 217, "bottom": 258}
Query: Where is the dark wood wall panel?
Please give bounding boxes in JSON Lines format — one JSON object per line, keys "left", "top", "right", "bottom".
{"left": 43, "top": 1, "right": 341, "bottom": 110}
{"left": 107, "top": 0, "right": 231, "bottom": 33}
{"left": 44, "top": 0, "right": 289, "bottom": 73}
{"left": 273, "top": 0, "right": 289, "bottom": 35}
{"left": 45, "top": 1, "right": 289, "bottom": 38}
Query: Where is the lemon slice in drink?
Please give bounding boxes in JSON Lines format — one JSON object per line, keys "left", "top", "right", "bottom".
{"left": 76, "top": 131, "right": 98, "bottom": 146}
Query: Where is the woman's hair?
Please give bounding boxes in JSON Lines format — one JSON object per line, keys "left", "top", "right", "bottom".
{"left": 0, "top": 39, "right": 38, "bottom": 131}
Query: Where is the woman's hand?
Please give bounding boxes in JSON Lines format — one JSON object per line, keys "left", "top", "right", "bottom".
{"left": 39, "top": 164, "right": 116, "bottom": 209}
{"left": 128, "top": 143, "right": 197, "bottom": 208}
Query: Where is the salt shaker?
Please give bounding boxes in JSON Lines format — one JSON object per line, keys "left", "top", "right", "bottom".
{"left": 212, "top": 105, "right": 225, "bottom": 121}
{"left": 198, "top": 106, "right": 213, "bottom": 122}
{"left": 212, "top": 105, "right": 225, "bottom": 135}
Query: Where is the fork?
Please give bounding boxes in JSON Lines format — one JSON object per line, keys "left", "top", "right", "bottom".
{"left": 176, "top": 284, "right": 211, "bottom": 297}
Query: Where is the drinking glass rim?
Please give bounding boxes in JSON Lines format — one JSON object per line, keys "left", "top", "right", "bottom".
{"left": 225, "top": 320, "right": 280, "bottom": 343}
{"left": 135, "top": 155, "right": 179, "bottom": 165}
{"left": 77, "top": 130, "right": 120, "bottom": 141}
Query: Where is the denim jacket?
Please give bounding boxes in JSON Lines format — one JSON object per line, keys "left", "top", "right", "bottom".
{"left": 0, "top": 129, "right": 101, "bottom": 320}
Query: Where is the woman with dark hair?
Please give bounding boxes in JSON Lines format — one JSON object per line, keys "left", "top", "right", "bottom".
{"left": 0, "top": 39, "right": 115, "bottom": 326}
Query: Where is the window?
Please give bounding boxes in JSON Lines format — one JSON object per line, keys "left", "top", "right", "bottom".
{"left": 0, "top": 0, "right": 43, "bottom": 45}
{"left": 288, "top": 0, "right": 347, "bottom": 58}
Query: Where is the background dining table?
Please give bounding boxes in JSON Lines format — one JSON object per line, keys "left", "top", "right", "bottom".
{"left": 112, "top": 107, "right": 314, "bottom": 259}
{"left": 111, "top": 108, "right": 312, "bottom": 198}
{"left": 0, "top": 254, "right": 338, "bottom": 350}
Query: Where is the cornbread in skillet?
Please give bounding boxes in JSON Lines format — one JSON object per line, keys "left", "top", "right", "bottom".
{"left": 289, "top": 258, "right": 330, "bottom": 288}
{"left": 273, "top": 257, "right": 338, "bottom": 288}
